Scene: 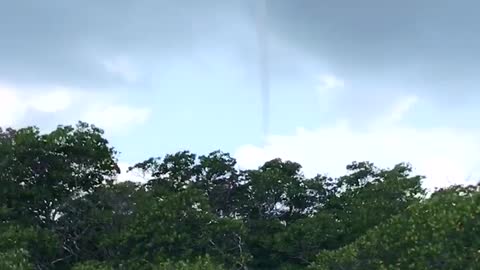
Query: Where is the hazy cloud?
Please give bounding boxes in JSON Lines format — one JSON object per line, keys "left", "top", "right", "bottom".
{"left": 27, "top": 89, "right": 73, "bottom": 113}
{"left": 1, "top": 0, "right": 480, "bottom": 187}
{"left": 2, "top": 0, "right": 477, "bottom": 113}
{"left": 83, "top": 105, "right": 151, "bottom": 134}
{"left": 0, "top": 84, "right": 74, "bottom": 127}
{"left": 235, "top": 123, "right": 480, "bottom": 190}
{"left": 101, "top": 56, "right": 139, "bottom": 83}
{"left": 317, "top": 74, "right": 345, "bottom": 93}
{"left": 387, "top": 95, "right": 419, "bottom": 123}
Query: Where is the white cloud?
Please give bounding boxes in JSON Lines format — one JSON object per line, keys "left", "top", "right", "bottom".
{"left": 0, "top": 85, "right": 24, "bottom": 126}
{"left": 317, "top": 74, "right": 345, "bottom": 93}
{"left": 27, "top": 88, "right": 73, "bottom": 113}
{"left": 235, "top": 96, "right": 480, "bottom": 190}
{"left": 102, "top": 56, "right": 138, "bottom": 83}
{"left": 370, "top": 94, "right": 420, "bottom": 128}
{"left": 387, "top": 94, "right": 419, "bottom": 122}
{"left": 0, "top": 82, "right": 150, "bottom": 135}
{"left": 83, "top": 105, "right": 150, "bottom": 133}
{"left": 315, "top": 74, "right": 345, "bottom": 111}
{"left": 0, "top": 84, "right": 74, "bottom": 127}
{"left": 235, "top": 124, "right": 480, "bottom": 190}
{"left": 117, "top": 162, "right": 149, "bottom": 183}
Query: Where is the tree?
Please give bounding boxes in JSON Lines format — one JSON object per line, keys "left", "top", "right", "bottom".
{"left": 2, "top": 122, "right": 475, "bottom": 270}
{"left": 53, "top": 181, "right": 144, "bottom": 266}
{"left": 71, "top": 261, "right": 113, "bottom": 270}
{"left": 194, "top": 150, "right": 244, "bottom": 218}
{"left": 312, "top": 184, "right": 480, "bottom": 270}
{"left": 243, "top": 158, "right": 309, "bottom": 222}
{"left": 273, "top": 212, "right": 344, "bottom": 266}
{"left": 0, "top": 122, "right": 119, "bottom": 228}
{"left": 0, "top": 224, "right": 59, "bottom": 269}
{"left": 143, "top": 151, "right": 198, "bottom": 193}
{"left": 0, "top": 249, "right": 33, "bottom": 270}
{"left": 0, "top": 122, "right": 120, "bottom": 269}
{"left": 325, "top": 161, "right": 425, "bottom": 245}
{"left": 154, "top": 256, "right": 225, "bottom": 270}
{"left": 118, "top": 187, "right": 213, "bottom": 262}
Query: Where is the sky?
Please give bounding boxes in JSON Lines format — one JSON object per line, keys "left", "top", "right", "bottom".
{"left": 1, "top": 0, "right": 480, "bottom": 189}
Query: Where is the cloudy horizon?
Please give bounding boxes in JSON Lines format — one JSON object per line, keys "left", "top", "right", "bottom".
{"left": 1, "top": 0, "right": 480, "bottom": 189}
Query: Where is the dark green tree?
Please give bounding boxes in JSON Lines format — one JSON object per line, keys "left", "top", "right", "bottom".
{"left": 194, "top": 150, "right": 245, "bottom": 218}
{"left": 312, "top": 184, "right": 480, "bottom": 270}
{"left": 1, "top": 122, "right": 476, "bottom": 270}
{"left": 0, "top": 122, "right": 119, "bottom": 228}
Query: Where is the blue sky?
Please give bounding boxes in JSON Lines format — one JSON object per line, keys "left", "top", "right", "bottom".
{"left": 1, "top": 0, "right": 480, "bottom": 189}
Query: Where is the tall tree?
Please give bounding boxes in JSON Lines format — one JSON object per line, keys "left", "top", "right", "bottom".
{"left": 0, "top": 122, "right": 119, "bottom": 228}
{"left": 243, "top": 158, "right": 309, "bottom": 222}
{"left": 313, "top": 184, "right": 480, "bottom": 270}
{"left": 326, "top": 161, "right": 425, "bottom": 245}
{"left": 194, "top": 150, "right": 244, "bottom": 218}
{"left": 2, "top": 122, "right": 476, "bottom": 270}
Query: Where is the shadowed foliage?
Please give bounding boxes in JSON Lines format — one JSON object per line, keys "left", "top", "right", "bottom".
{"left": 1, "top": 122, "right": 478, "bottom": 270}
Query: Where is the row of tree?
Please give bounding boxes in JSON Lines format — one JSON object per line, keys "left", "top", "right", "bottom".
{"left": 1, "top": 122, "right": 478, "bottom": 269}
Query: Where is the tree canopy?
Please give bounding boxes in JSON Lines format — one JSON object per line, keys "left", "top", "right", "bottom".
{"left": 1, "top": 122, "right": 478, "bottom": 269}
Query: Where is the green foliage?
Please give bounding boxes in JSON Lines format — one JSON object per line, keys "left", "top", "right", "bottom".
{"left": 327, "top": 162, "right": 425, "bottom": 245}
{"left": 71, "top": 261, "right": 113, "bottom": 270}
{"left": 244, "top": 159, "right": 309, "bottom": 221}
{"left": 312, "top": 184, "right": 480, "bottom": 270}
{"left": 0, "top": 224, "right": 59, "bottom": 268}
{"left": 154, "top": 256, "right": 225, "bottom": 270}
{"left": 1, "top": 122, "right": 476, "bottom": 269}
{"left": 0, "top": 122, "right": 118, "bottom": 227}
{"left": 121, "top": 187, "right": 214, "bottom": 261}
{"left": 0, "top": 249, "right": 33, "bottom": 270}
{"left": 194, "top": 151, "right": 244, "bottom": 217}
{"left": 273, "top": 212, "right": 344, "bottom": 266}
